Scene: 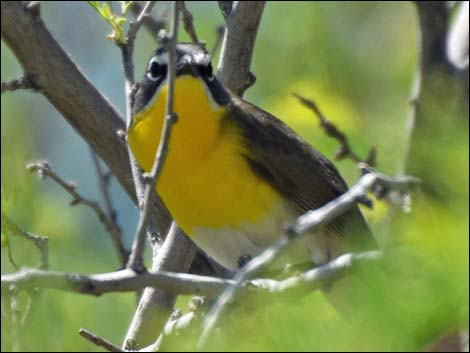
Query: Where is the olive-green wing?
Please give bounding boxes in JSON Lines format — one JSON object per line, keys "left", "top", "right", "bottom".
{"left": 228, "top": 97, "right": 376, "bottom": 251}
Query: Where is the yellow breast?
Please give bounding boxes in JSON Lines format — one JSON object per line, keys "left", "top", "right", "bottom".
{"left": 127, "top": 76, "right": 283, "bottom": 236}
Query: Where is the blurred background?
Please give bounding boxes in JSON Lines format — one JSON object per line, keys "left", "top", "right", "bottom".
{"left": 1, "top": 2, "right": 468, "bottom": 351}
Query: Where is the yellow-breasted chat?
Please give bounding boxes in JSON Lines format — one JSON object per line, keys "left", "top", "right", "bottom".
{"left": 127, "top": 43, "right": 376, "bottom": 271}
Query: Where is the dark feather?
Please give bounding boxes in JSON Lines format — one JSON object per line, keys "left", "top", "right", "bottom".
{"left": 227, "top": 97, "right": 377, "bottom": 251}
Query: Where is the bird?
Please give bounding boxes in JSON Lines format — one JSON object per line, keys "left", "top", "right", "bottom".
{"left": 127, "top": 43, "right": 376, "bottom": 273}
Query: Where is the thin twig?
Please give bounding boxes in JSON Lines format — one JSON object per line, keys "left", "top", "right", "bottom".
{"left": 120, "top": 1, "right": 158, "bottom": 272}
{"left": 130, "top": 1, "right": 166, "bottom": 41}
{"left": 90, "top": 150, "right": 128, "bottom": 266}
{"left": 121, "top": 0, "right": 158, "bottom": 226}
{"left": 198, "top": 168, "right": 420, "bottom": 347}
{"left": 2, "top": 214, "right": 49, "bottom": 270}
{"left": 126, "top": 1, "right": 180, "bottom": 272}
{"left": 79, "top": 328, "right": 124, "bottom": 352}
{"left": 126, "top": 1, "right": 157, "bottom": 55}
{"left": 1, "top": 74, "right": 41, "bottom": 94}
{"left": 26, "top": 160, "right": 121, "bottom": 263}
{"left": 293, "top": 93, "right": 377, "bottom": 166}
{"left": 180, "top": 2, "right": 199, "bottom": 44}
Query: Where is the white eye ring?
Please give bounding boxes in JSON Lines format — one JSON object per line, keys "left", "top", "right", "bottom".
{"left": 147, "top": 57, "right": 161, "bottom": 81}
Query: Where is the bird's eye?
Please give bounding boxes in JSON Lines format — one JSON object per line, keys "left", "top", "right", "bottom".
{"left": 200, "top": 63, "right": 214, "bottom": 79}
{"left": 147, "top": 59, "right": 163, "bottom": 81}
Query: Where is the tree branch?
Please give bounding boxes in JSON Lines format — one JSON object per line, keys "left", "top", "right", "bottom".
{"left": 180, "top": 2, "right": 199, "bottom": 44}
{"left": 0, "top": 251, "right": 382, "bottom": 301}
{"left": 216, "top": 1, "right": 266, "bottom": 96}
{"left": 130, "top": 1, "right": 166, "bottom": 41}
{"left": 123, "top": 224, "right": 197, "bottom": 349}
{"left": 89, "top": 151, "right": 127, "bottom": 266}
{"left": 1, "top": 267, "right": 233, "bottom": 298}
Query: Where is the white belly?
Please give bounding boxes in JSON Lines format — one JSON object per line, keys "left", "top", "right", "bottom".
{"left": 192, "top": 202, "right": 338, "bottom": 271}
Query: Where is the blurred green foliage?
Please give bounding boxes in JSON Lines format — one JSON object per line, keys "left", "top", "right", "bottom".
{"left": 1, "top": 2, "right": 468, "bottom": 351}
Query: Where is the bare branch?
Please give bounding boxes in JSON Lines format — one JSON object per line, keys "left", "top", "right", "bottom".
{"left": 0, "top": 251, "right": 382, "bottom": 301}
{"left": 293, "top": 93, "right": 377, "bottom": 166}
{"left": 123, "top": 220, "right": 197, "bottom": 347}
{"left": 2, "top": 214, "right": 49, "bottom": 270}
{"left": 216, "top": 1, "right": 266, "bottom": 96}
{"left": 1, "top": 74, "right": 41, "bottom": 94}
{"left": 180, "top": 2, "right": 199, "bottom": 44}
{"left": 1, "top": 267, "right": 232, "bottom": 298}
{"left": 199, "top": 168, "right": 420, "bottom": 346}
{"left": 90, "top": 151, "right": 128, "bottom": 266}
{"left": 26, "top": 161, "right": 125, "bottom": 264}
{"left": 289, "top": 166, "right": 420, "bottom": 236}
{"left": 126, "top": 1, "right": 157, "bottom": 56}
{"left": 130, "top": 1, "right": 166, "bottom": 41}
{"left": 79, "top": 328, "right": 124, "bottom": 352}
{"left": 121, "top": 1, "right": 157, "bottom": 219}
